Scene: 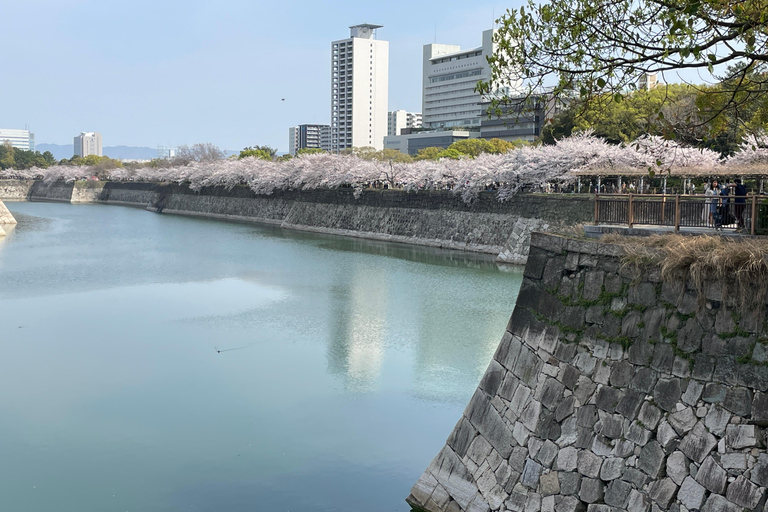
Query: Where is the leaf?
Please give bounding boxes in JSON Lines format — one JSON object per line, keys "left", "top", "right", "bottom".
{"left": 649, "top": 170, "right": 656, "bottom": 178}
{"left": 597, "top": 77, "right": 606, "bottom": 88}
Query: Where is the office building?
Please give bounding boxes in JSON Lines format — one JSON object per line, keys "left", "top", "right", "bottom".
{"left": 0, "top": 129, "right": 35, "bottom": 151}
{"left": 479, "top": 93, "right": 566, "bottom": 143}
{"left": 74, "top": 132, "right": 102, "bottom": 157}
{"left": 384, "top": 130, "right": 472, "bottom": 156}
{"left": 422, "top": 29, "right": 520, "bottom": 130}
{"left": 331, "top": 24, "right": 389, "bottom": 152}
{"left": 387, "top": 111, "right": 422, "bottom": 136}
{"left": 157, "top": 146, "right": 177, "bottom": 160}
{"left": 289, "top": 124, "right": 332, "bottom": 155}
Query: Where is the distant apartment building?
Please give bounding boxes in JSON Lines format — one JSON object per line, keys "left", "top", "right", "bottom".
{"left": 157, "top": 146, "right": 177, "bottom": 160}
{"left": 289, "top": 124, "right": 332, "bottom": 155}
{"left": 74, "top": 132, "right": 102, "bottom": 157}
{"left": 422, "top": 29, "right": 520, "bottom": 130}
{"left": 331, "top": 24, "right": 389, "bottom": 152}
{"left": 0, "top": 129, "right": 35, "bottom": 151}
{"left": 387, "top": 110, "right": 422, "bottom": 136}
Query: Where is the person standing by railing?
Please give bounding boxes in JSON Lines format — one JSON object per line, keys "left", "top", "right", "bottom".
{"left": 704, "top": 182, "right": 715, "bottom": 226}
{"left": 733, "top": 179, "right": 747, "bottom": 231}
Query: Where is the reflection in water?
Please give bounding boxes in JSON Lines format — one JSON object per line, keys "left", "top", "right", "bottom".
{"left": 327, "top": 265, "right": 388, "bottom": 392}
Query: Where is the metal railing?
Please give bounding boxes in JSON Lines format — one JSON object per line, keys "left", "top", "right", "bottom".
{"left": 595, "top": 194, "right": 766, "bottom": 235}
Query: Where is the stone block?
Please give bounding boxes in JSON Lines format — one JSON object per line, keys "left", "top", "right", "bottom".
{"left": 616, "top": 389, "right": 645, "bottom": 420}
{"left": 448, "top": 417, "right": 478, "bottom": 459}
{"left": 622, "top": 467, "right": 648, "bottom": 488}
{"left": 521, "top": 459, "right": 544, "bottom": 489}
{"left": 723, "top": 386, "right": 752, "bottom": 417}
{"left": 679, "top": 421, "right": 717, "bottom": 463}
{"left": 560, "top": 364, "right": 580, "bottom": 390}
{"left": 700, "top": 494, "right": 743, "bottom": 512}
{"left": 627, "top": 489, "right": 650, "bottom": 512}
{"left": 638, "top": 402, "right": 663, "bottom": 431}
{"left": 726, "top": 475, "right": 764, "bottom": 509}
{"left": 630, "top": 366, "right": 658, "bottom": 393}
{"left": 752, "top": 391, "right": 768, "bottom": 426}
{"left": 577, "top": 405, "right": 599, "bottom": 428}
{"left": 691, "top": 353, "right": 715, "bottom": 381}
{"left": 751, "top": 453, "right": 768, "bottom": 487}
{"left": 579, "top": 477, "right": 605, "bottom": 504}
{"left": 651, "top": 344, "right": 675, "bottom": 374}
{"left": 558, "top": 471, "right": 581, "bottom": 496}
{"left": 519, "top": 400, "right": 542, "bottom": 434}
{"left": 596, "top": 385, "right": 622, "bottom": 413}
{"left": 721, "top": 452, "right": 747, "bottom": 470}
{"left": 704, "top": 405, "right": 731, "bottom": 437}
{"left": 524, "top": 492, "right": 541, "bottom": 512}
{"left": 509, "top": 446, "right": 528, "bottom": 473}
{"left": 667, "top": 451, "right": 689, "bottom": 486}
{"left": 638, "top": 441, "right": 665, "bottom": 478}
{"left": 539, "top": 471, "right": 560, "bottom": 496}
{"left": 536, "top": 440, "right": 559, "bottom": 468}
{"left": 626, "top": 421, "right": 652, "bottom": 447}
{"left": 555, "top": 395, "right": 576, "bottom": 423}
{"left": 574, "top": 376, "right": 597, "bottom": 406}
{"left": 599, "top": 457, "right": 624, "bottom": 481}
{"left": 538, "top": 378, "right": 566, "bottom": 411}
{"left": 668, "top": 407, "right": 697, "bottom": 435}
{"left": 653, "top": 378, "right": 683, "bottom": 412}
{"left": 611, "top": 439, "right": 635, "bottom": 458}
{"left": 591, "top": 435, "right": 613, "bottom": 457}
{"left": 557, "top": 446, "right": 579, "bottom": 472}
{"left": 726, "top": 424, "right": 764, "bottom": 450}
{"left": 465, "top": 390, "right": 516, "bottom": 459}
{"left": 583, "top": 271, "right": 605, "bottom": 301}
{"left": 677, "top": 476, "right": 706, "bottom": 511}
{"left": 600, "top": 414, "right": 624, "bottom": 440}
{"left": 514, "top": 346, "right": 543, "bottom": 388}
{"left": 648, "top": 477, "right": 678, "bottom": 509}
{"left": 656, "top": 420, "right": 678, "bottom": 450}
{"left": 556, "top": 495, "right": 586, "bottom": 512}
{"left": 498, "top": 372, "right": 521, "bottom": 403}
{"left": 479, "top": 360, "right": 506, "bottom": 396}
{"left": 681, "top": 380, "right": 704, "bottom": 406}
{"left": 577, "top": 450, "right": 603, "bottom": 478}
{"left": 629, "top": 341, "right": 655, "bottom": 368}
{"left": 556, "top": 417, "right": 578, "bottom": 448}
{"left": 695, "top": 456, "right": 727, "bottom": 494}
{"left": 604, "top": 479, "right": 633, "bottom": 508}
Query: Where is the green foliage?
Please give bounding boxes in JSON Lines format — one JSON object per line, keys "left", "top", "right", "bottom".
{"left": 412, "top": 138, "right": 523, "bottom": 161}
{"left": 481, "top": 0, "right": 768, "bottom": 152}
{"left": 239, "top": 148, "right": 273, "bottom": 160}
{"left": 60, "top": 154, "right": 123, "bottom": 170}
{"left": 0, "top": 141, "right": 59, "bottom": 170}
{"left": 342, "top": 147, "right": 414, "bottom": 163}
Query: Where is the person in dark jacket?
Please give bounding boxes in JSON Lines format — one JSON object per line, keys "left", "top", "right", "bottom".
{"left": 733, "top": 179, "right": 747, "bottom": 230}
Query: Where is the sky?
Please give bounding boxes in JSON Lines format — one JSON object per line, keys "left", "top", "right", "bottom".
{"left": 3, "top": 0, "right": 523, "bottom": 153}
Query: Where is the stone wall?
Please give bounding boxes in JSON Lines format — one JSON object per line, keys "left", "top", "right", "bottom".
{"left": 407, "top": 232, "right": 768, "bottom": 512}
{"left": 0, "top": 180, "right": 594, "bottom": 263}
{"left": 0, "top": 200, "right": 16, "bottom": 225}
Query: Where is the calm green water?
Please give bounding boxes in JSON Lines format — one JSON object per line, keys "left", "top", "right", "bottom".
{"left": 0, "top": 202, "right": 523, "bottom": 512}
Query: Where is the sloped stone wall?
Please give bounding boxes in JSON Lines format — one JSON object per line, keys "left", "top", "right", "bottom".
{"left": 0, "top": 200, "right": 16, "bottom": 225}
{"left": 407, "top": 232, "right": 768, "bottom": 512}
{"left": 0, "top": 180, "right": 594, "bottom": 263}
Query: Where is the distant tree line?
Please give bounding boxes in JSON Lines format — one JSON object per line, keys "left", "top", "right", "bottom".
{"left": 0, "top": 141, "right": 56, "bottom": 170}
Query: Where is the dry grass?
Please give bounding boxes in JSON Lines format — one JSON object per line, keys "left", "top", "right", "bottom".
{"left": 602, "top": 233, "right": 768, "bottom": 312}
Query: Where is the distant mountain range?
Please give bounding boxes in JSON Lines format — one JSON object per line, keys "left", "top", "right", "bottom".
{"left": 36, "top": 144, "right": 239, "bottom": 161}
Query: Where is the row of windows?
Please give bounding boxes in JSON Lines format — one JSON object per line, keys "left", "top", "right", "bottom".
{"left": 429, "top": 69, "right": 483, "bottom": 83}
{"left": 430, "top": 50, "right": 482, "bottom": 64}
{"left": 424, "top": 103, "right": 482, "bottom": 114}
{"left": 424, "top": 94, "right": 480, "bottom": 106}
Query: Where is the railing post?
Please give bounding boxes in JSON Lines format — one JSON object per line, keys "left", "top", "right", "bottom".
{"left": 594, "top": 194, "right": 600, "bottom": 225}
{"left": 752, "top": 194, "right": 758, "bottom": 236}
{"left": 661, "top": 195, "right": 666, "bottom": 225}
{"left": 675, "top": 195, "right": 681, "bottom": 233}
{"left": 628, "top": 194, "right": 634, "bottom": 228}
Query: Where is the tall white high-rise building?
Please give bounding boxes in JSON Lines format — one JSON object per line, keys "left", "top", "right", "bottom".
{"left": 331, "top": 24, "right": 389, "bottom": 152}
{"left": 0, "top": 129, "right": 35, "bottom": 151}
{"left": 422, "top": 29, "right": 520, "bottom": 130}
{"left": 74, "top": 132, "right": 102, "bottom": 157}
{"left": 387, "top": 110, "right": 422, "bottom": 136}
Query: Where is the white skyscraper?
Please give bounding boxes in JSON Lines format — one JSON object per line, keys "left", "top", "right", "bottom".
{"left": 331, "top": 24, "right": 389, "bottom": 152}
{"left": 0, "top": 129, "right": 35, "bottom": 151}
{"left": 422, "top": 29, "right": 520, "bottom": 130}
{"left": 74, "top": 132, "right": 102, "bottom": 157}
{"left": 387, "top": 110, "right": 422, "bottom": 136}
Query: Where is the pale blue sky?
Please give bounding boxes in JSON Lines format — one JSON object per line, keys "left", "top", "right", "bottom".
{"left": 4, "top": 0, "right": 521, "bottom": 152}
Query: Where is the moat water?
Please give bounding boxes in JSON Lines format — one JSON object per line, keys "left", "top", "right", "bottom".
{"left": 0, "top": 202, "right": 523, "bottom": 512}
